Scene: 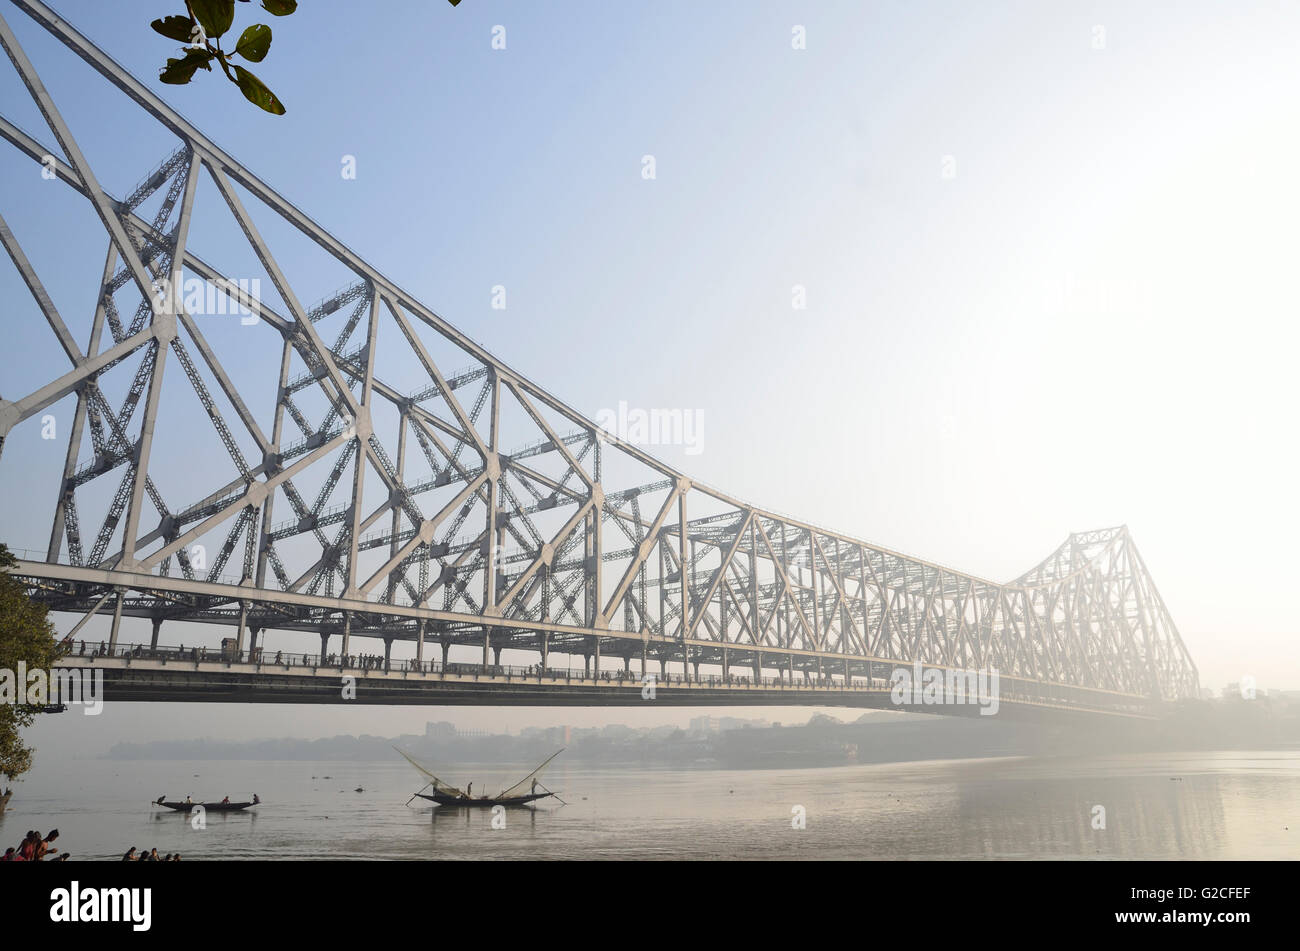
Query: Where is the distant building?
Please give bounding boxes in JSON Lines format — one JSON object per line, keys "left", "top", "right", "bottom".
{"left": 691, "top": 715, "right": 769, "bottom": 733}
{"left": 1224, "top": 682, "right": 1268, "bottom": 700}
{"left": 720, "top": 716, "right": 769, "bottom": 731}
{"left": 424, "top": 721, "right": 489, "bottom": 738}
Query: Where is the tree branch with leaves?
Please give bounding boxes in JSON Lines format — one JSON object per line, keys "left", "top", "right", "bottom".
{"left": 153, "top": 0, "right": 297, "bottom": 115}
{"left": 0, "top": 544, "right": 63, "bottom": 793}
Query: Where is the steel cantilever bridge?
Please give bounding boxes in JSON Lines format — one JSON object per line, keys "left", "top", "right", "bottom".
{"left": 0, "top": 0, "right": 1199, "bottom": 718}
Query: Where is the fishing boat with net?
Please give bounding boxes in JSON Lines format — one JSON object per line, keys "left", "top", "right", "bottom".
{"left": 397, "top": 748, "right": 564, "bottom": 808}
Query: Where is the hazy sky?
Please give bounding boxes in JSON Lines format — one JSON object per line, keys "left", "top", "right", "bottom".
{"left": 2, "top": 1, "right": 1298, "bottom": 755}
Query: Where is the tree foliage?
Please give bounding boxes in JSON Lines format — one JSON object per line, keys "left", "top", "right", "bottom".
{"left": 0, "top": 544, "right": 63, "bottom": 783}
{"left": 151, "top": 1, "right": 467, "bottom": 115}
{"left": 152, "top": 0, "right": 297, "bottom": 115}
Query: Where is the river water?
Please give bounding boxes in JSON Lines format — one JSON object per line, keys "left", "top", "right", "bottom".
{"left": 3, "top": 751, "right": 1297, "bottom": 860}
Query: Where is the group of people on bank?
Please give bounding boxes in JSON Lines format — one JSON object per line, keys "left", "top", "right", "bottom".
{"left": 121, "top": 847, "right": 181, "bottom": 861}
{"left": 2, "top": 830, "right": 184, "bottom": 862}
{"left": 2, "top": 829, "right": 66, "bottom": 862}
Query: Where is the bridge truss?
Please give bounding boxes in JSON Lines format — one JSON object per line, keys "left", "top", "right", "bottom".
{"left": 0, "top": 0, "right": 1199, "bottom": 707}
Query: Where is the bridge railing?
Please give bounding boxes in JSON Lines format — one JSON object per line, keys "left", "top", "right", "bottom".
{"left": 58, "top": 638, "right": 876, "bottom": 687}
{"left": 53, "top": 639, "right": 1151, "bottom": 714}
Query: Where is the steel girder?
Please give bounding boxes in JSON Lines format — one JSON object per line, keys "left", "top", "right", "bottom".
{"left": 0, "top": 0, "right": 1200, "bottom": 704}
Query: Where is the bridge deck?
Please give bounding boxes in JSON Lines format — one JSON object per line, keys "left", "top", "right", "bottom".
{"left": 50, "top": 646, "right": 1157, "bottom": 720}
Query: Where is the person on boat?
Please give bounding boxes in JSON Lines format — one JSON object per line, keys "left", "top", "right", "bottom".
{"left": 252, "top": 793, "right": 260, "bottom": 804}
{"left": 1, "top": 848, "right": 14, "bottom": 862}
{"left": 185, "top": 795, "right": 193, "bottom": 804}
{"left": 149, "top": 848, "right": 161, "bottom": 862}
{"left": 156, "top": 795, "right": 166, "bottom": 805}
{"left": 221, "top": 795, "right": 230, "bottom": 804}
{"left": 464, "top": 782, "right": 472, "bottom": 799}
{"left": 122, "top": 847, "right": 137, "bottom": 861}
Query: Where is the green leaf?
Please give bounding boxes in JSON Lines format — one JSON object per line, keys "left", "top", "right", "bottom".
{"left": 234, "top": 23, "right": 272, "bottom": 62}
{"left": 190, "top": 0, "right": 236, "bottom": 38}
{"left": 232, "top": 65, "right": 286, "bottom": 114}
{"left": 261, "top": 0, "right": 297, "bottom": 15}
{"left": 159, "top": 48, "right": 215, "bottom": 84}
{"left": 150, "top": 15, "right": 194, "bottom": 42}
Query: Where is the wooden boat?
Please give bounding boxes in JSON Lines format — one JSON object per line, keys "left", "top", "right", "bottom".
{"left": 415, "top": 790, "right": 553, "bottom": 808}
{"left": 154, "top": 800, "right": 256, "bottom": 812}
{"left": 398, "top": 747, "right": 564, "bottom": 808}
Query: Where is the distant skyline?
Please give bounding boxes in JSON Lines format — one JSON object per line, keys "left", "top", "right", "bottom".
{"left": 26, "top": 702, "right": 850, "bottom": 761}
{"left": 1, "top": 0, "right": 1297, "bottom": 733}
